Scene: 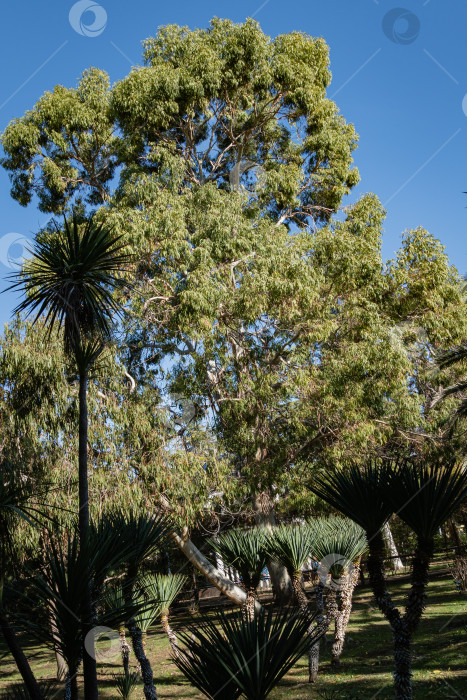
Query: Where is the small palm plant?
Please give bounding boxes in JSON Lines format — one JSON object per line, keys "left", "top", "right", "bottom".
{"left": 309, "top": 517, "right": 367, "bottom": 676}
{"left": 9, "top": 212, "right": 129, "bottom": 700}
{"left": 140, "top": 574, "right": 186, "bottom": 652}
{"left": 114, "top": 671, "right": 140, "bottom": 699}
{"left": 173, "top": 605, "right": 319, "bottom": 700}
{"left": 208, "top": 528, "right": 269, "bottom": 620}
{"left": 310, "top": 458, "right": 467, "bottom": 700}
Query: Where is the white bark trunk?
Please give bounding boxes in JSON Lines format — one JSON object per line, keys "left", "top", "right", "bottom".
{"left": 171, "top": 531, "right": 261, "bottom": 609}
{"left": 383, "top": 522, "right": 404, "bottom": 572}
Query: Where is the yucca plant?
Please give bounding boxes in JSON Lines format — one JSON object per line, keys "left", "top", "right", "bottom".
{"left": 208, "top": 528, "right": 268, "bottom": 620}
{"left": 22, "top": 525, "right": 150, "bottom": 700}
{"left": 0, "top": 468, "right": 46, "bottom": 700}
{"left": 0, "top": 680, "right": 56, "bottom": 700}
{"left": 309, "top": 517, "right": 367, "bottom": 674}
{"left": 139, "top": 574, "right": 186, "bottom": 652}
{"left": 266, "top": 524, "right": 315, "bottom": 610}
{"left": 112, "top": 514, "right": 172, "bottom": 700}
{"left": 310, "top": 458, "right": 467, "bottom": 700}
{"left": 174, "top": 605, "right": 319, "bottom": 700}
{"left": 9, "top": 212, "right": 130, "bottom": 700}
{"left": 114, "top": 671, "right": 140, "bottom": 699}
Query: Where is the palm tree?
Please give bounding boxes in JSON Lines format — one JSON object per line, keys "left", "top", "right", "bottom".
{"left": 208, "top": 529, "right": 269, "bottom": 621}
{"left": 112, "top": 514, "right": 172, "bottom": 700}
{"left": 139, "top": 574, "right": 186, "bottom": 653}
{"left": 9, "top": 213, "right": 130, "bottom": 700}
{"left": 309, "top": 517, "right": 367, "bottom": 674}
{"left": 173, "top": 605, "right": 319, "bottom": 700}
{"left": 310, "top": 458, "right": 467, "bottom": 700}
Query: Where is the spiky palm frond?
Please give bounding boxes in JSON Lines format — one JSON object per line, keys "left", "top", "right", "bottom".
{"left": 0, "top": 680, "right": 56, "bottom": 699}
{"left": 9, "top": 213, "right": 130, "bottom": 355}
{"left": 174, "top": 606, "right": 319, "bottom": 700}
{"left": 309, "top": 461, "right": 394, "bottom": 537}
{"left": 208, "top": 528, "right": 269, "bottom": 591}
{"left": 141, "top": 573, "right": 186, "bottom": 615}
{"left": 386, "top": 461, "right": 467, "bottom": 540}
{"left": 109, "top": 514, "right": 172, "bottom": 574}
{"left": 309, "top": 517, "right": 367, "bottom": 579}
{"left": 266, "top": 523, "right": 316, "bottom": 575}
{"left": 114, "top": 671, "right": 140, "bottom": 700}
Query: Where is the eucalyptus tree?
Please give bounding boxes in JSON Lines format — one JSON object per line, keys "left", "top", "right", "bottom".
{"left": 8, "top": 214, "right": 130, "bottom": 700}
{"left": 311, "top": 459, "right": 467, "bottom": 700}
{"left": 2, "top": 18, "right": 466, "bottom": 606}
{"left": 208, "top": 528, "right": 269, "bottom": 620}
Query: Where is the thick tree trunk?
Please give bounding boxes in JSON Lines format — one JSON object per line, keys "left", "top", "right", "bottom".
{"left": 309, "top": 581, "right": 326, "bottom": 683}
{"left": 252, "top": 491, "right": 293, "bottom": 603}
{"left": 405, "top": 537, "right": 433, "bottom": 635}
{"left": 49, "top": 606, "right": 68, "bottom": 681}
{"left": 393, "top": 623, "right": 412, "bottom": 700}
{"left": 383, "top": 522, "right": 404, "bottom": 572}
{"left": 171, "top": 531, "right": 260, "bottom": 608}
{"left": 0, "top": 608, "right": 44, "bottom": 700}
{"left": 127, "top": 618, "right": 157, "bottom": 700}
{"left": 78, "top": 371, "right": 99, "bottom": 700}
{"left": 331, "top": 563, "right": 360, "bottom": 667}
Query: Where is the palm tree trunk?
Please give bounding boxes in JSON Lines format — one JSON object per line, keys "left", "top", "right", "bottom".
{"left": 393, "top": 622, "right": 412, "bottom": 700}
{"left": 49, "top": 605, "right": 68, "bottom": 681}
{"left": 331, "top": 563, "right": 360, "bottom": 667}
{"left": 242, "top": 588, "right": 257, "bottom": 623}
{"left": 405, "top": 537, "right": 434, "bottom": 635}
{"left": 119, "top": 624, "right": 131, "bottom": 677}
{"left": 78, "top": 370, "right": 99, "bottom": 700}
{"left": 309, "top": 580, "right": 326, "bottom": 683}
{"left": 64, "top": 667, "right": 79, "bottom": 700}
{"left": 0, "top": 608, "right": 45, "bottom": 700}
{"left": 161, "top": 610, "right": 178, "bottom": 652}
{"left": 127, "top": 617, "right": 157, "bottom": 700}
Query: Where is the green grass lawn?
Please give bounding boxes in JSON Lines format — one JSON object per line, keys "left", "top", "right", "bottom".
{"left": 1, "top": 573, "right": 466, "bottom": 699}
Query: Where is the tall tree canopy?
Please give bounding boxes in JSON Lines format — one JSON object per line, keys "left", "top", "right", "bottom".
{"left": 2, "top": 18, "right": 466, "bottom": 525}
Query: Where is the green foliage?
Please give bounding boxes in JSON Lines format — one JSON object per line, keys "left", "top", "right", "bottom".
{"left": 140, "top": 573, "right": 186, "bottom": 615}
{"left": 114, "top": 672, "right": 140, "bottom": 700}
{"left": 174, "top": 605, "right": 318, "bottom": 700}
{"left": 386, "top": 461, "right": 467, "bottom": 541}
{"left": 208, "top": 528, "right": 269, "bottom": 590}
{"left": 266, "top": 523, "right": 316, "bottom": 575}
{"left": 309, "top": 517, "right": 367, "bottom": 577}
{"left": 9, "top": 213, "right": 129, "bottom": 361}
{"left": 310, "top": 461, "right": 394, "bottom": 537}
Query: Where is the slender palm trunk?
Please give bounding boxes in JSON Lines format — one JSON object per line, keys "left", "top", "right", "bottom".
{"left": 78, "top": 371, "right": 99, "bottom": 700}
{"left": 0, "top": 608, "right": 44, "bottom": 700}
{"left": 127, "top": 618, "right": 157, "bottom": 700}
{"left": 332, "top": 563, "right": 360, "bottom": 667}
{"left": 123, "top": 571, "right": 158, "bottom": 700}
{"left": 64, "top": 667, "right": 79, "bottom": 700}
{"left": 119, "top": 624, "right": 131, "bottom": 677}
{"left": 161, "top": 610, "right": 178, "bottom": 652}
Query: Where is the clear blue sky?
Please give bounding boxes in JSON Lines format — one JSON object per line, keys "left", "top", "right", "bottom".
{"left": 0, "top": 0, "right": 466, "bottom": 327}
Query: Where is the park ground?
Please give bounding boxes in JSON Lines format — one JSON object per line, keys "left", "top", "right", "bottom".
{"left": 1, "top": 573, "right": 466, "bottom": 699}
